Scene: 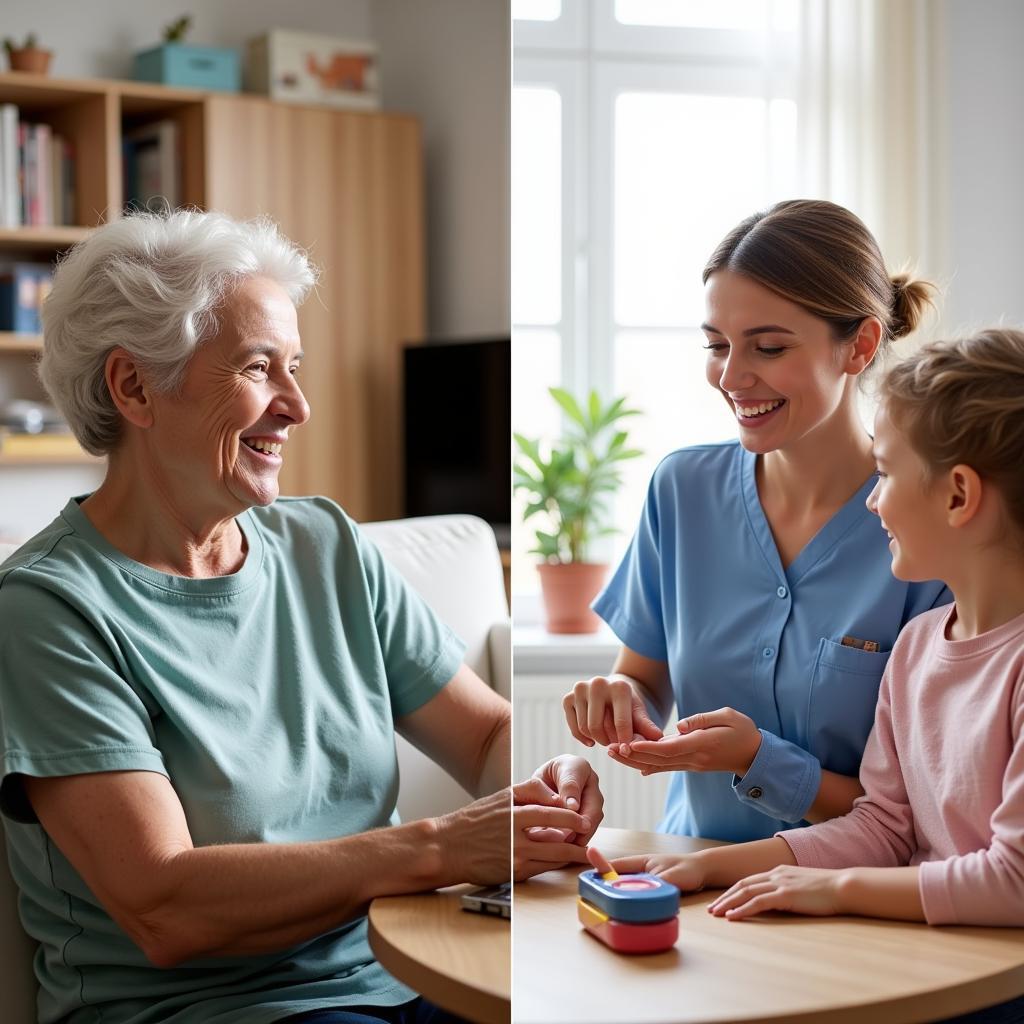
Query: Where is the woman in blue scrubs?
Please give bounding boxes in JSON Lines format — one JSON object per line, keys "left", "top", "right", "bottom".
{"left": 563, "top": 200, "right": 950, "bottom": 843}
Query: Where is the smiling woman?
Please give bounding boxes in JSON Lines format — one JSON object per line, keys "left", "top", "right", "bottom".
{"left": 0, "top": 210, "right": 511, "bottom": 1023}
{"left": 560, "top": 199, "right": 952, "bottom": 847}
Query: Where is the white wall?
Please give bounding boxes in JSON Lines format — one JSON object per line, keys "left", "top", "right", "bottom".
{"left": 942, "top": 0, "right": 1024, "bottom": 334}
{"left": 0, "top": 0, "right": 374, "bottom": 80}
{"left": 374, "top": 0, "right": 511, "bottom": 339}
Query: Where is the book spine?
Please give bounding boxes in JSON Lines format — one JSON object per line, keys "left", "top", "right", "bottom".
{"left": 36, "top": 122, "right": 52, "bottom": 226}
{"left": 63, "top": 139, "right": 76, "bottom": 225}
{"left": 50, "top": 132, "right": 63, "bottom": 226}
{"left": 26, "top": 125, "right": 38, "bottom": 226}
{"left": 0, "top": 106, "right": 18, "bottom": 228}
{"left": 17, "top": 122, "right": 27, "bottom": 225}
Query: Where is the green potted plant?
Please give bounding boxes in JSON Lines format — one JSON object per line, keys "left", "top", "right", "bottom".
{"left": 515, "top": 388, "right": 642, "bottom": 633}
{"left": 3, "top": 34, "right": 53, "bottom": 75}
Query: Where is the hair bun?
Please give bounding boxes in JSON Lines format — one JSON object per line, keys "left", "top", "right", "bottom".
{"left": 889, "top": 272, "right": 936, "bottom": 339}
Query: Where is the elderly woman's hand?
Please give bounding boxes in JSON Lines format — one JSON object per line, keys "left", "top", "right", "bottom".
{"left": 528, "top": 754, "right": 605, "bottom": 842}
{"left": 433, "top": 788, "right": 513, "bottom": 886}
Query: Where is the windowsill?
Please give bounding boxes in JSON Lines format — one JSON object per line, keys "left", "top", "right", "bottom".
{"left": 514, "top": 620, "right": 619, "bottom": 676}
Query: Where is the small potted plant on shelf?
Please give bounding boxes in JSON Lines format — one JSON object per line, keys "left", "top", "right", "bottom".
{"left": 3, "top": 34, "right": 53, "bottom": 75}
{"left": 515, "top": 388, "right": 642, "bottom": 634}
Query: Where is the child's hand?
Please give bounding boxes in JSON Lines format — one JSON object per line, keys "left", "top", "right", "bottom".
{"left": 707, "top": 865, "right": 843, "bottom": 920}
{"left": 598, "top": 851, "right": 706, "bottom": 892}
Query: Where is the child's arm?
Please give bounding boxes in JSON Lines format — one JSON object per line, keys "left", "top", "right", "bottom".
{"left": 706, "top": 864, "right": 924, "bottom": 921}
{"left": 609, "top": 836, "right": 797, "bottom": 891}
{"left": 915, "top": 683, "right": 1024, "bottom": 926}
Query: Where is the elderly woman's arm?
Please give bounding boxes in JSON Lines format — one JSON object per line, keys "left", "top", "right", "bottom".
{"left": 396, "top": 662, "right": 510, "bottom": 796}
{"left": 20, "top": 664, "right": 521, "bottom": 970}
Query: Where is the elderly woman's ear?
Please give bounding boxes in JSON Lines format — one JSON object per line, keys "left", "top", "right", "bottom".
{"left": 104, "top": 347, "right": 154, "bottom": 429}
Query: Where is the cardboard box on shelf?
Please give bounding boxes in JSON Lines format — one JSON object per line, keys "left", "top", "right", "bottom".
{"left": 246, "top": 30, "right": 379, "bottom": 110}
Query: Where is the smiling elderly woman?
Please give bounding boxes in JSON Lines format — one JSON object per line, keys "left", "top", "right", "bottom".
{"left": 0, "top": 210, "right": 510, "bottom": 1024}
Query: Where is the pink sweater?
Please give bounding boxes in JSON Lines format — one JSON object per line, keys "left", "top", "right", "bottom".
{"left": 780, "top": 605, "right": 1024, "bottom": 926}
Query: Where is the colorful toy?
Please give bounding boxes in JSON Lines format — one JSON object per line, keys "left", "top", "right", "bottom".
{"left": 577, "top": 865, "right": 680, "bottom": 953}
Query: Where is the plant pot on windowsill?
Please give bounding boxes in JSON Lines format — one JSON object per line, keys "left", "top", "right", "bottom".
{"left": 515, "top": 387, "right": 643, "bottom": 636}
{"left": 537, "top": 562, "right": 608, "bottom": 634}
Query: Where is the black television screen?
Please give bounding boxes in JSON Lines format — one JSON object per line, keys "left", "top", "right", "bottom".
{"left": 404, "top": 338, "right": 510, "bottom": 537}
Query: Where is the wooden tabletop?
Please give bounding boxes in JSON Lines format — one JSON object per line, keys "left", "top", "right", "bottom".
{"left": 514, "top": 827, "right": 1024, "bottom": 1024}
{"left": 368, "top": 884, "right": 510, "bottom": 1024}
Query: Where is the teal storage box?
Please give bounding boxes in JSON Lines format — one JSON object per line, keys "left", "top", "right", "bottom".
{"left": 134, "top": 44, "right": 240, "bottom": 92}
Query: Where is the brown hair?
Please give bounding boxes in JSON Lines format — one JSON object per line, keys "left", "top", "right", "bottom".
{"left": 703, "top": 200, "right": 934, "bottom": 347}
{"left": 881, "top": 328, "right": 1024, "bottom": 536}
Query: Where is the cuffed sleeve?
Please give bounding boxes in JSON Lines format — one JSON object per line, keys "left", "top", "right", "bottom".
{"left": 732, "top": 729, "right": 821, "bottom": 823}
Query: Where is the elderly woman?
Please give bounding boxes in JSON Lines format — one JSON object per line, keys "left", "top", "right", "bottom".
{"left": 0, "top": 210, "right": 536, "bottom": 1024}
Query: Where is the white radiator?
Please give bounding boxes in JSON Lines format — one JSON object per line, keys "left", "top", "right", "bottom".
{"left": 514, "top": 674, "right": 671, "bottom": 831}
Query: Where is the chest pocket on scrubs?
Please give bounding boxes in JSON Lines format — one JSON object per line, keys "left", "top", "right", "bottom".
{"left": 806, "top": 638, "right": 891, "bottom": 776}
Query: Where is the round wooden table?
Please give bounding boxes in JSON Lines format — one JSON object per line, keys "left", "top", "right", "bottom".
{"left": 368, "top": 884, "right": 510, "bottom": 1024}
{"left": 514, "top": 827, "right": 1024, "bottom": 1024}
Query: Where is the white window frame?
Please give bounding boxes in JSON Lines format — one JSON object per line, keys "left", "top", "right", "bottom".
{"left": 513, "top": 0, "right": 799, "bottom": 622}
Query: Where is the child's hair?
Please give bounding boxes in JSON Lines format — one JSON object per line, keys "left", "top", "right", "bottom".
{"left": 880, "top": 328, "right": 1024, "bottom": 536}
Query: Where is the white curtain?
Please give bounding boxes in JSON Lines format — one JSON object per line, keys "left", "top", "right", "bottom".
{"left": 796, "top": 0, "right": 948, "bottom": 339}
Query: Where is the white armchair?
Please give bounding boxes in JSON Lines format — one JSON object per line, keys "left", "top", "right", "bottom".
{"left": 0, "top": 513, "right": 509, "bottom": 1021}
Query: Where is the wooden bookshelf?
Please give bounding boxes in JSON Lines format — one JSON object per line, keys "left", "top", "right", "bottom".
{"left": 0, "top": 227, "right": 92, "bottom": 250}
{"left": 0, "top": 71, "right": 424, "bottom": 516}
{"left": 0, "top": 449, "right": 101, "bottom": 466}
{"left": 0, "top": 332, "right": 43, "bottom": 352}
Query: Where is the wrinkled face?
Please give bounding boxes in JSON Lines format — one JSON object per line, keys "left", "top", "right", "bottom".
{"left": 866, "top": 403, "right": 947, "bottom": 581}
{"left": 702, "top": 270, "right": 856, "bottom": 454}
{"left": 147, "top": 276, "right": 309, "bottom": 517}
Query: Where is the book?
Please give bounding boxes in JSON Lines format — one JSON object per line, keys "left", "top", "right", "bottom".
{"left": 0, "top": 108, "right": 77, "bottom": 227}
{"left": 123, "top": 120, "right": 180, "bottom": 212}
{"left": 0, "top": 262, "right": 54, "bottom": 333}
{"left": 0, "top": 104, "right": 17, "bottom": 228}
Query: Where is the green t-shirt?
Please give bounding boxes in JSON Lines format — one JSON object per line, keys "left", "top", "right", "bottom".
{"left": 0, "top": 495, "right": 465, "bottom": 1024}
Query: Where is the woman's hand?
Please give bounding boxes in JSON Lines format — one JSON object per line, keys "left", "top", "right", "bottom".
{"left": 707, "top": 866, "right": 844, "bottom": 920}
{"left": 563, "top": 675, "right": 664, "bottom": 747}
{"left": 605, "top": 851, "right": 707, "bottom": 892}
{"left": 607, "top": 707, "right": 762, "bottom": 777}
{"left": 434, "top": 788, "right": 513, "bottom": 886}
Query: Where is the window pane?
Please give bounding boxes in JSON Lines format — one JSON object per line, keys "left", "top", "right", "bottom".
{"left": 513, "top": 87, "right": 562, "bottom": 326}
{"left": 614, "top": 0, "right": 796, "bottom": 31}
{"left": 513, "top": 0, "right": 562, "bottom": 20}
{"left": 612, "top": 328, "right": 737, "bottom": 558}
{"left": 614, "top": 91, "right": 795, "bottom": 328}
{"left": 512, "top": 328, "right": 562, "bottom": 593}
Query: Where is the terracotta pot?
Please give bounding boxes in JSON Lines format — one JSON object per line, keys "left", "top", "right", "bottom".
{"left": 8, "top": 48, "right": 53, "bottom": 75}
{"left": 537, "top": 562, "right": 608, "bottom": 634}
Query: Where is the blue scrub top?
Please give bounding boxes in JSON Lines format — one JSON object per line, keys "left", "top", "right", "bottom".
{"left": 592, "top": 441, "right": 950, "bottom": 843}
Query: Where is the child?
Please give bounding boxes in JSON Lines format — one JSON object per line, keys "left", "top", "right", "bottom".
{"left": 599, "top": 328, "right": 1024, "bottom": 1009}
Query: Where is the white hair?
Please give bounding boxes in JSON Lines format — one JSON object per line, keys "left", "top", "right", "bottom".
{"left": 39, "top": 208, "right": 318, "bottom": 455}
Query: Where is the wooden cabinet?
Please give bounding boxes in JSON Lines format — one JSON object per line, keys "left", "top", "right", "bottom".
{"left": 204, "top": 95, "right": 424, "bottom": 521}
{"left": 0, "top": 71, "right": 424, "bottom": 524}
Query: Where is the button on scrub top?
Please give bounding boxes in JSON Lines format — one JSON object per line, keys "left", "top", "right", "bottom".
{"left": 593, "top": 442, "right": 950, "bottom": 843}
